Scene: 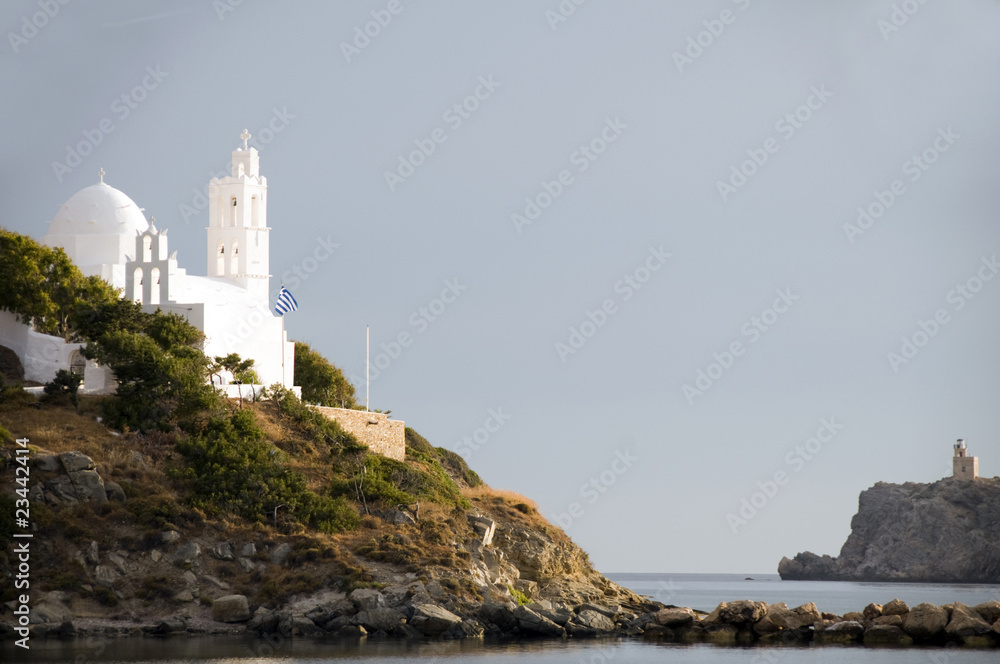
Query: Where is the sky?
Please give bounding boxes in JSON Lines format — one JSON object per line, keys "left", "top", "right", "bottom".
{"left": 2, "top": 1, "right": 999, "bottom": 575}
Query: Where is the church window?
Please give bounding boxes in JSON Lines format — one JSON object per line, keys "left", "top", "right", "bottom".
{"left": 149, "top": 268, "right": 160, "bottom": 305}
{"left": 230, "top": 242, "right": 239, "bottom": 274}
{"left": 230, "top": 196, "right": 237, "bottom": 227}
{"left": 69, "top": 351, "right": 86, "bottom": 377}
{"left": 132, "top": 267, "right": 143, "bottom": 303}
{"left": 142, "top": 235, "right": 152, "bottom": 262}
{"left": 217, "top": 242, "right": 225, "bottom": 275}
{"left": 251, "top": 195, "right": 259, "bottom": 226}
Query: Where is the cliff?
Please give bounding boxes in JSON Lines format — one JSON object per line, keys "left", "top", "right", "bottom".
{"left": 779, "top": 477, "right": 1000, "bottom": 583}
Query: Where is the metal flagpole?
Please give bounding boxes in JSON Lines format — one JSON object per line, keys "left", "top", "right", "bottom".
{"left": 365, "top": 325, "right": 370, "bottom": 412}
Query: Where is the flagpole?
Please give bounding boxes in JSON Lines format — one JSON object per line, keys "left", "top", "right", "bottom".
{"left": 365, "top": 324, "right": 370, "bottom": 412}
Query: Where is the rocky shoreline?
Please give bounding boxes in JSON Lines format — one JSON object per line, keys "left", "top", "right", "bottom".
{"left": 6, "top": 592, "right": 1000, "bottom": 649}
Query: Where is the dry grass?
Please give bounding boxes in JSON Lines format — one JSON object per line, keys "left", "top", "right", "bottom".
{"left": 463, "top": 485, "right": 538, "bottom": 511}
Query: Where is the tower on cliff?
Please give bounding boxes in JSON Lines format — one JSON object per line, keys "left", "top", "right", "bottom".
{"left": 953, "top": 439, "right": 979, "bottom": 480}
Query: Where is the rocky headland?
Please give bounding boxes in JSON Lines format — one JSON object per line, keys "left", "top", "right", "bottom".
{"left": 779, "top": 477, "right": 1000, "bottom": 583}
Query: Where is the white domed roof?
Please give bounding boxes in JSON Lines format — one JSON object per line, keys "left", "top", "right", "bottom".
{"left": 46, "top": 182, "right": 148, "bottom": 239}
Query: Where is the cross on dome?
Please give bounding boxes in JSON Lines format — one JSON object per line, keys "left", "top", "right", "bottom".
{"left": 98, "top": 167, "right": 105, "bottom": 184}
{"left": 240, "top": 129, "right": 251, "bottom": 150}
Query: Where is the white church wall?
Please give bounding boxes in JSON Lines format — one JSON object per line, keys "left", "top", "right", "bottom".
{"left": 0, "top": 310, "right": 80, "bottom": 384}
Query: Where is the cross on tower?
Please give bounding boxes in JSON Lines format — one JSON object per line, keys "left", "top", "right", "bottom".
{"left": 240, "top": 129, "right": 251, "bottom": 150}
{"left": 98, "top": 167, "right": 105, "bottom": 184}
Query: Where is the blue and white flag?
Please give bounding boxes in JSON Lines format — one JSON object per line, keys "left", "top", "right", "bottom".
{"left": 274, "top": 285, "right": 298, "bottom": 316}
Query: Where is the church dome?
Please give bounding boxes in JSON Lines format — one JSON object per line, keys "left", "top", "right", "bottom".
{"left": 45, "top": 181, "right": 149, "bottom": 239}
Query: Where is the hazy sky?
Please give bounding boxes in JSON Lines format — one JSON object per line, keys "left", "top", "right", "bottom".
{"left": 3, "top": 1, "right": 999, "bottom": 575}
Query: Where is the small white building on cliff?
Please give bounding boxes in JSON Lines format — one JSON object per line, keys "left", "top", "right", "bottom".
{"left": 953, "top": 439, "right": 979, "bottom": 480}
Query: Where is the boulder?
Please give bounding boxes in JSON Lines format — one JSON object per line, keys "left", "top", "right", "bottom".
{"left": 33, "top": 454, "right": 61, "bottom": 472}
{"left": 58, "top": 451, "right": 95, "bottom": 473}
{"left": 862, "top": 603, "right": 883, "bottom": 620}
{"left": 269, "top": 543, "right": 291, "bottom": 565}
{"left": 349, "top": 588, "right": 385, "bottom": 612}
{"left": 791, "top": 602, "right": 822, "bottom": 626}
{"left": 106, "top": 552, "right": 128, "bottom": 575}
{"left": 382, "top": 508, "right": 416, "bottom": 525}
{"left": 84, "top": 541, "right": 99, "bottom": 565}
{"left": 147, "top": 617, "right": 187, "bottom": 635}
{"left": 718, "top": 600, "right": 767, "bottom": 626}
{"left": 212, "top": 595, "right": 250, "bottom": 623}
{"left": 872, "top": 614, "right": 903, "bottom": 627}
{"left": 469, "top": 516, "right": 496, "bottom": 547}
{"left": 209, "top": 543, "right": 235, "bottom": 561}
{"left": 306, "top": 599, "right": 356, "bottom": 626}
{"left": 237, "top": 557, "right": 255, "bottom": 573}
{"left": 161, "top": 530, "right": 181, "bottom": 544}
{"left": 655, "top": 607, "right": 697, "bottom": 628}
{"left": 574, "top": 609, "right": 615, "bottom": 632}
{"left": 819, "top": 620, "right": 864, "bottom": 643}
{"left": 902, "top": 603, "right": 948, "bottom": 640}
{"left": 973, "top": 601, "right": 1000, "bottom": 624}
{"left": 409, "top": 603, "right": 463, "bottom": 635}
{"left": 240, "top": 543, "right": 256, "bottom": 557}
{"left": 172, "top": 590, "right": 195, "bottom": 603}
{"left": 864, "top": 624, "right": 913, "bottom": 645}
{"left": 514, "top": 605, "right": 566, "bottom": 637}
{"left": 336, "top": 624, "right": 367, "bottom": 637}
{"left": 291, "top": 616, "right": 324, "bottom": 636}
{"left": 68, "top": 470, "right": 107, "bottom": 502}
{"left": 945, "top": 602, "right": 992, "bottom": 638}
{"left": 105, "top": 481, "right": 127, "bottom": 502}
{"left": 30, "top": 601, "right": 70, "bottom": 624}
{"left": 480, "top": 602, "right": 517, "bottom": 631}
{"left": 882, "top": 598, "right": 909, "bottom": 616}
{"left": 172, "top": 542, "right": 200, "bottom": 565}
{"left": 843, "top": 611, "right": 865, "bottom": 623}
{"left": 753, "top": 603, "right": 802, "bottom": 634}
{"left": 354, "top": 608, "right": 406, "bottom": 633}
{"left": 94, "top": 565, "right": 120, "bottom": 587}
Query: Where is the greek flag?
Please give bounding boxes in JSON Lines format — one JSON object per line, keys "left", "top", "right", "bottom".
{"left": 274, "top": 285, "right": 298, "bottom": 316}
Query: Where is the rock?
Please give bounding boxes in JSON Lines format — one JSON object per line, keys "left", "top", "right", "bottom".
{"left": 754, "top": 603, "right": 807, "bottom": 634}
{"left": 864, "top": 624, "right": 913, "bottom": 645}
{"left": 172, "top": 590, "right": 195, "bottom": 603}
{"left": 945, "top": 602, "right": 993, "bottom": 638}
{"left": 791, "top": 602, "right": 822, "bottom": 626}
{"left": 172, "top": 542, "right": 200, "bottom": 565}
{"left": 873, "top": 614, "right": 903, "bottom": 627}
{"left": 779, "top": 478, "right": 1000, "bottom": 583}
{"left": 161, "top": 530, "right": 181, "bottom": 544}
{"left": 84, "top": 541, "right": 99, "bottom": 565}
{"left": 147, "top": 617, "right": 187, "bottom": 635}
{"left": 480, "top": 602, "right": 517, "bottom": 631}
{"left": 409, "top": 603, "right": 463, "bottom": 635}
{"left": 68, "top": 470, "right": 107, "bottom": 502}
{"left": 34, "top": 454, "right": 61, "bottom": 472}
{"left": 574, "top": 609, "right": 615, "bottom": 632}
{"left": 514, "top": 579, "right": 538, "bottom": 598}
{"left": 107, "top": 552, "right": 128, "bottom": 575}
{"left": 203, "top": 575, "right": 230, "bottom": 590}
{"left": 819, "top": 621, "right": 865, "bottom": 643}
{"left": 105, "top": 481, "right": 127, "bottom": 502}
{"left": 58, "top": 451, "right": 95, "bottom": 473}
{"left": 292, "top": 616, "right": 324, "bottom": 636}
{"left": 655, "top": 607, "right": 697, "bottom": 628}
{"left": 469, "top": 516, "right": 497, "bottom": 547}
{"left": 862, "top": 603, "right": 883, "bottom": 620}
{"left": 240, "top": 543, "right": 256, "bottom": 557}
{"left": 349, "top": 588, "right": 385, "bottom": 612}
{"left": 843, "top": 611, "right": 865, "bottom": 623}
{"left": 514, "top": 605, "right": 566, "bottom": 637}
{"left": 212, "top": 595, "right": 250, "bottom": 623}
{"left": 182, "top": 571, "right": 197, "bottom": 586}
{"left": 718, "top": 600, "right": 767, "bottom": 626}
{"left": 306, "top": 599, "right": 356, "bottom": 626}
{"left": 94, "top": 565, "right": 120, "bottom": 587}
{"left": 354, "top": 608, "right": 406, "bottom": 633}
{"left": 30, "top": 601, "right": 70, "bottom": 624}
{"left": 237, "top": 557, "right": 255, "bottom": 573}
{"left": 973, "top": 601, "right": 1000, "bottom": 624}
{"left": 209, "top": 543, "right": 235, "bottom": 561}
{"left": 381, "top": 508, "right": 416, "bottom": 525}
{"left": 150, "top": 550, "right": 162, "bottom": 563}
{"left": 882, "top": 598, "right": 909, "bottom": 616}
{"left": 43, "top": 476, "right": 78, "bottom": 503}
{"left": 902, "top": 603, "right": 949, "bottom": 640}
{"left": 269, "top": 543, "right": 291, "bottom": 565}
{"left": 336, "top": 624, "right": 367, "bottom": 637}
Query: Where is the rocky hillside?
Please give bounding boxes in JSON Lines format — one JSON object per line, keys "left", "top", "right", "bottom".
{"left": 0, "top": 393, "right": 655, "bottom": 640}
{"left": 779, "top": 477, "right": 1000, "bottom": 583}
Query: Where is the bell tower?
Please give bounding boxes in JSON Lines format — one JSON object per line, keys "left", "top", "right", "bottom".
{"left": 206, "top": 129, "right": 270, "bottom": 300}
{"left": 952, "top": 439, "right": 979, "bottom": 480}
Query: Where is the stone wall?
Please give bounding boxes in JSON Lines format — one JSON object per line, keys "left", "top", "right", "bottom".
{"left": 313, "top": 406, "right": 405, "bottom": 461}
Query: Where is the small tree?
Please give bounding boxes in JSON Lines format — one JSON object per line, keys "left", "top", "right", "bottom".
{"left": 293, "top": 341, "right": 356, "bottom": 408}
{"left": 43, "top": 369, "right": 83, "bottom": 411}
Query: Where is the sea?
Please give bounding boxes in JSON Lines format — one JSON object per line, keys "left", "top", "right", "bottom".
{"left": 4, "top": 573, "right": 998, "bottom": 664}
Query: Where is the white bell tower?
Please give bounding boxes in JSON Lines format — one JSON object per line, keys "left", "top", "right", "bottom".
{"left": 206, "top": 129, "right": 270, "bottom": 299}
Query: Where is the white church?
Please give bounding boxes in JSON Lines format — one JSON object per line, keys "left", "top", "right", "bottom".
{"left": 0, "top": 132, "right": 296, "bottom": 395}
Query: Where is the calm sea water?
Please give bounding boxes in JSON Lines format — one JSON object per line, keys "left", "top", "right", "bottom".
{"left": 4, "top": 573, "right": 998, "bottom": 664}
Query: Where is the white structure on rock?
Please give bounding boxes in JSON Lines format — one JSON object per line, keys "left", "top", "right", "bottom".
{"left": 953, "top": 439, "right": 979, "bottom": 480}
{"left": 0, "top": 133, "right": 295, "bottom": 393}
